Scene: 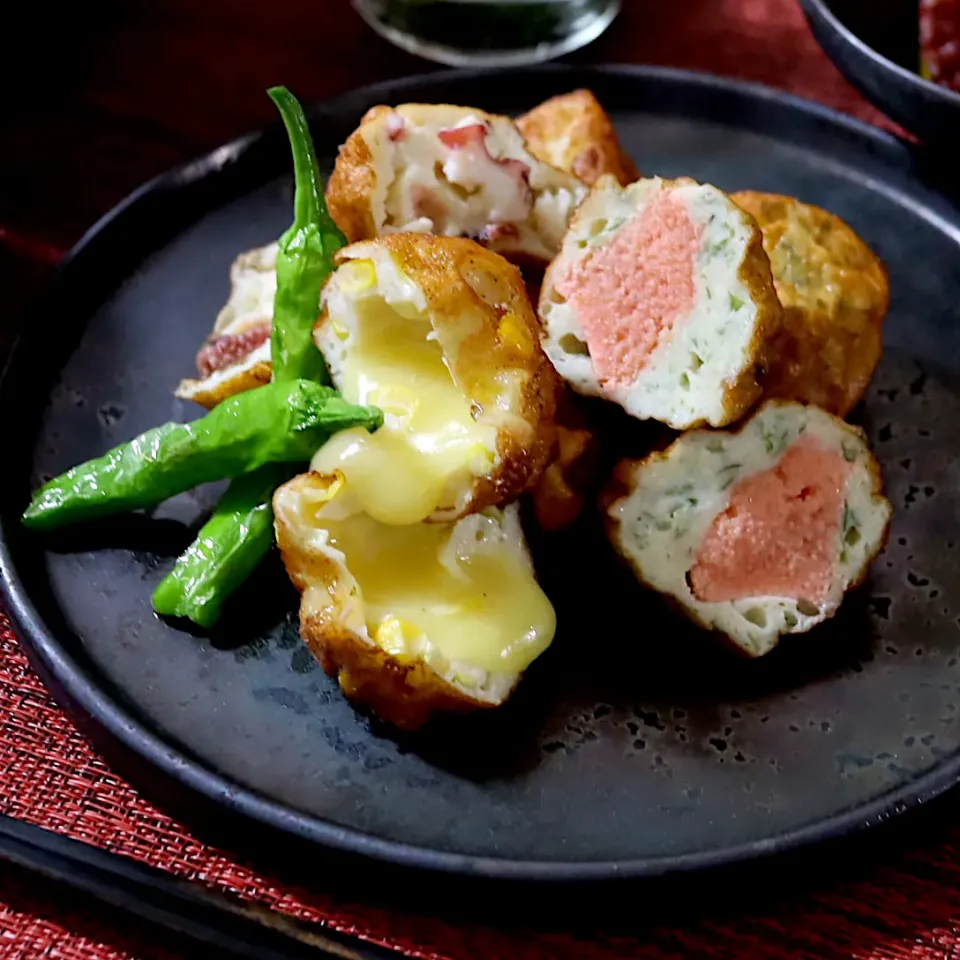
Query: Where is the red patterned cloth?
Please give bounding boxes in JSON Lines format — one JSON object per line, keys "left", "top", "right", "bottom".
{"left": 0, "top": 2, "right": 952, "bottom": 958}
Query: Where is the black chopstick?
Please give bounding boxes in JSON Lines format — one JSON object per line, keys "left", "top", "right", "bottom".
{"left": 0, "top": 813, "right": 402, "bottom": 960}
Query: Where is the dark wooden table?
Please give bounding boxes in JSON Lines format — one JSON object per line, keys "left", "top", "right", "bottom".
{"left": 0, "top": 2, "right": 924, "bottom": 957}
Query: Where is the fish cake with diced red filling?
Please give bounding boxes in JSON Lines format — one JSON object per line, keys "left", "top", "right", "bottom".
{"left": 175, "top": 244, "right": 276, "bottom": 408}
{"left": 326, "top": 103, "right": 588, "bottom": 267}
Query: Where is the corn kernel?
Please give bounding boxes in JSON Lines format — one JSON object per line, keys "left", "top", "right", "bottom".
{"left": 467, "top": 442, "right": 496, "bottom": 476}
{"left": 369, "top": 386, "right": 418, "bottom": 421}
{"left": 498, "top": 312, "right": 533, "bottom": 356}
{"left": 303, "top": 471, "right": 345, "bottom": 509}
{"left": 337, "top": 258, "right": 377, "bottom": 294}
{"left": 373, "top": 617, "right": 423, "bottom": 659}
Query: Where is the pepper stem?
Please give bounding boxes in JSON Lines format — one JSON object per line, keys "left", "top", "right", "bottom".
{"left": 268, "top": 86, "right": 326, "bottom": 235}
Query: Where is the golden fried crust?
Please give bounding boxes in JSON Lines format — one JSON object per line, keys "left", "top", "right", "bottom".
{"left": 359, "top": 105, "right": 393, "bottom": 126}
{"left": 301, "top": 615, "right": 498, "bottom": 731}
{"left": 328, "top": 234, "right": 562, "bottom": 520}
{"left": 325, "top": 120, "right": 379, "bottom": 244}
{"left": 718, "top": 210, "right": 785, "bottom": 426}
{"left": 530, "top": 389, "right": 602, "bottom": 532}
{"left": 517, "top": 90, "right": 640, "bottom": 187}
{"left": 732, "top": 191, "right": 890, "bottom": 418}
{"left": 274, "top": 473, "right": 506, "bottom": 731}
{"left": 175, "top": 356, "right": 272, "bottom": 410}
{"left": 843, "top": 447, "right": 893, "bottom": 594}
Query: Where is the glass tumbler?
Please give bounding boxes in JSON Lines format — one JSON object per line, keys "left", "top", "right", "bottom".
{"left": 352, "top": 0, "right": 622, "bottom": 67}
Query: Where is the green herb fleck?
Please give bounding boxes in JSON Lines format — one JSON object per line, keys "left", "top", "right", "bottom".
{"left": 762, "top": 427, "right": 790, "bottom": 457}
{"left": 729, "top": 293, "right": 744, "bottom": 311}
{"left": 842, "top": 503, "right": 861, "bottom": 552}
{"left": 706, "top": 227, "right": 735, "bottom": 258}
{"left": 638, "top": 510, "right": 660, "bottom": 531}
{"left": 718, "top": 462, "right": 742, "bottom": 489}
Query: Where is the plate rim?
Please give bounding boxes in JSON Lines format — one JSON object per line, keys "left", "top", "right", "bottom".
{"left": 798, "top": 0, "right": 960, "bottom": 110}
{"left": 2, "top": 63, "right": 959, "bottom": 882}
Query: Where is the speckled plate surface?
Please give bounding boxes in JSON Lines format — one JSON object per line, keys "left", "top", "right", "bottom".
{"left": 2, "top": 66, "right": 960, "bottom": 882}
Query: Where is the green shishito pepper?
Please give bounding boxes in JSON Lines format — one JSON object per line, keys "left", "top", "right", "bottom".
{"left": 151, "top": 463, "right": 293, "bottom": 627}
{"left": 269, "top": 84, "right": 347, "bottom": 385}
{"left": 150, "top": 86, "right": 351, "bottom": 627}
{"left": 23, "top": 379, "right": 381, "bottom": 531}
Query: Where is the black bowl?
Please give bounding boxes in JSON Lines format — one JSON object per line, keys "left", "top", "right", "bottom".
{"left": 800, "top": 0, "right": 960, "bottom": 145}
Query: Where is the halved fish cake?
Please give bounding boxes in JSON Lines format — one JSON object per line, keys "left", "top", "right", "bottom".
{"left": 313, "top": 234, "right": 561, "bottom": 526}
{"left": 539, "top": 175, "right": 782, "bottom": 430}
{"left": 528, "top": 389, "right": 602, "bottom": 533}
{"left": 326, "top": 103, "right": 588, "bottom": 265}
{"left": 175, "top": 244, "right": 277, "bottom": 408}
{"left": 733, "top": 191, "right": 890, "bottom": 418}
{"left": 274, "top": 472, "right": 557, "bottom": 731}
{"left": 604, "top": 400, "right": 892, "bottom": 657}
{"left": 517, "top": 89, "right": 640, "bottom": 187}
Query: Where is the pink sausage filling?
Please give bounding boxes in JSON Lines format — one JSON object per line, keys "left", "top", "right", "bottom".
{"left": 196, "top": 322, "right": 271, "bottom": 378}
{"left": 689, "top": 435, "right": 852, "bottom": 605}
{"left": 385, "top": 112, "right": 406, "bottom": 142}
{"left": 436, "top": 122, "right": 532, "bottom": 222}
{"left": 438, "top": 123, "right": 488, "bottom": 150}
{"left": 555, "top": 192, "right": 700, "bottom": 390}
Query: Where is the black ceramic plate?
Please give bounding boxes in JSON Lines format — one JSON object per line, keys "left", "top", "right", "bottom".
{"left": 3, "top": 66, "right": 960, "bottom": 884}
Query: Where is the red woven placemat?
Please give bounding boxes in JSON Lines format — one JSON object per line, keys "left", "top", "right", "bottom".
{"left": 1, "top": 2, "right": 955, "bottom": 958}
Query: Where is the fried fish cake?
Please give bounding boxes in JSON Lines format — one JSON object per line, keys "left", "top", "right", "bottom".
{"left": 326, "top": 103, "right": 587, "bottom": 266}
{"left": 604, "top": 401, "right": 892, "bottom": 658}
{"left": 274, "top": 474, "right": 556, "bottom": 730}
{"left": 539, "top": 175, "right": 782, "bottom": 430}
{"left": 529, "top": 389, "right": 602, "bottom": 533}
{"left": 312, "top": 234, "right": 562, "bottom": 526}
{"left": 175, "top": 244, "right": 277, "bottom": 408}
{"left": 733, "top": 191, "right": 889, "bottom": 418}
{"left": 517, "top": 89, "right": 640, "bottom": 187}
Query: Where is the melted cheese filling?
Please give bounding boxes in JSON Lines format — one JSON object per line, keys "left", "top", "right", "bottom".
{"left": 318, "top": 508, "right": 556, "bottom": 675}
{"left": 312, "top": 286, "right": 498, "bottom": 526}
